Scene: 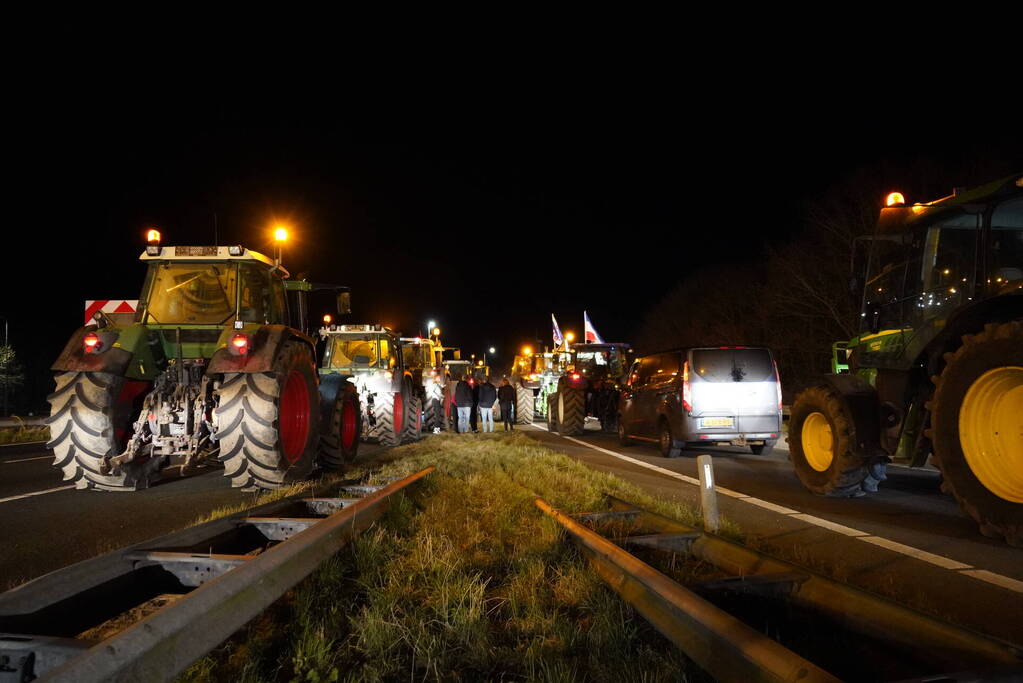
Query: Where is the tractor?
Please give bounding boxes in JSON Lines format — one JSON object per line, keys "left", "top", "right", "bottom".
{"left": 788, "top": 174, "right": 1022, "bottom": 545}
{"left": 510, "top": 349, "right": 572, "bottom": 424}
{"left": 547, "top": 343, "right": 633, "bottom": 436}
{"left": 318, "top": 323, "right": 421, "bottom": 465}
{"left": 400, "top": 335, "right": 447, "bottom": 432}
{"left": 47, "top": 236, "right": 346, "bottom": 491}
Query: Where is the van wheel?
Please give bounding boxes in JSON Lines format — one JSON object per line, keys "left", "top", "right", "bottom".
{"left": 618, "top": 419, "right": 633, "bottom": 446}
{"left": 659, "top": 420, "right": 682, "bottom": 458}
{"left": 751, "top": 439, "right": 776, "bottom": 455}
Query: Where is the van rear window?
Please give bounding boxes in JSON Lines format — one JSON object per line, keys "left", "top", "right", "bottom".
{"left": 691, "top": 348, "right": 773, "bottom": 382}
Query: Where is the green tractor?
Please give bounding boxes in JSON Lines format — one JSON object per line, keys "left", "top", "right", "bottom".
{"left": 789, "top": 174, "right": 1022, "bottom": 545}
{"left": 47, "top": 238, "right": 346, "bottom": 491}
{"left": 400, "top": 335, "right": 448, "bottom": 432}
{"left": 318, "top": 323, "right": 421, "bottom": 466}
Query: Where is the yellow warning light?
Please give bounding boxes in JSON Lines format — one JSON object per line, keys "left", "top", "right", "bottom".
{"left": 146, "top": 229, "right": 161, "bottom": 243}
{"left": 523, "top": 346, "right": 533, "bottom": 356}
{"left": 942, "top": 269, "right": 950, "bottom": 275}
{"left": 565, "top": 332, "right": 575, "bottom": 343}
{"left": 432, "top": 327, "right": 441, "bottom": 337}
{"left": 477, "top": 360, "right": 484, "bottom": 366}
{"left": 885, "top": 192, "right": 905, "bottom": 207}
{"left": 274, "top": 227, "right": 288, "bottom": 242}
{"left": 323, "top": 314, "right": 332, "bottom": 325}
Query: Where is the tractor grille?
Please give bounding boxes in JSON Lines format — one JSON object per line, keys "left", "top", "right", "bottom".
{"left": 162, "top": 329, "right": 222, "bottom": 344}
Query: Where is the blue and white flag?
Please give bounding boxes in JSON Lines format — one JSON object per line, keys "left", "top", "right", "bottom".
{"left": 552, "top": 314, "right": 564, "bottom": 347}
{"left": 584, "top": 311, "right": 604, "bottom": 344}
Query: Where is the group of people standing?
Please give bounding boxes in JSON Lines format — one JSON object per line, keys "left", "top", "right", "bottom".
{"left": 453, "top": 376, "right": 519, "bottom": 432}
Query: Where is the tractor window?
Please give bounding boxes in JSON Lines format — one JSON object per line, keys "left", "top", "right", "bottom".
{"left": 143, "top": 262, "right": 237, "bottom": 324}
{"left": 270, "top": 277, "right": 288, "bottom": 325}
{"left": 380, "top": 339, "right": 397, "bottom": 368}
{"left": 402, "top": 345, "right": 427, "bottom": 369}
{"left": 989, "top": 197, "right": 1023, "bottom": 288}
{"left": 911, "top": 212, "right": 980, "bottom": 324}
{"left": 862, "top": 234, "right": 912, "bottom": 332}
{"left": 238, "top": 263, "right": 273, "bottom": 323}
{"left": 328, "top": 337, "right": 379, "bottom": 368}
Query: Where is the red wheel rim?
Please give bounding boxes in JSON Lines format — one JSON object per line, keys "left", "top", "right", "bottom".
{"left": 393, "top": 393, "right": 404, "bottom": 437}
{"left": 341, "top": 397, "right": 357, "bottom": 450}
{"left": 280, "top": 370, "right": 310, "bottom": 464}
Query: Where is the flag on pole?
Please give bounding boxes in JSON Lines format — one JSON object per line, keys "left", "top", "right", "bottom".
{"left": 552, "top": 314, "right": 564, "bottom": 347}
{"left": 584, "top": 311, "right": 604, "bottom": 344}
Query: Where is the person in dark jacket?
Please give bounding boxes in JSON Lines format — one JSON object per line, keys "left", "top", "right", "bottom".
{"left": 469, "top": 377, "right": 480, "bottom": 432}
{"left": 454, "top": 376, "right": 474, "bottom": 433}
{"left": 498, "top": 378, "right": 516, "bottom": 431}
{"left": 478, "top": 377, "right": 498, "bottom": 432}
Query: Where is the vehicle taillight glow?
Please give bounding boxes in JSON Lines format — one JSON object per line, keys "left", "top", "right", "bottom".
{"left": 571, "top": 373, "right": 581, "bottom": 380}
{"left": 773, "top": 360, "right": 783, "bottom": 411}
{"left": 682, "top": 361, "right": 692, "bottom": 412}
{"left": 231, "top": 334, "right": 250, "bottom": 355}
{"left": 83, "top": 332, "right": 101, "bottom": 353}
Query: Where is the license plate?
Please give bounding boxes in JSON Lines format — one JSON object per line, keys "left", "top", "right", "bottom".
{"left": 702, "top": 417, "right": 734, "bottom": 428}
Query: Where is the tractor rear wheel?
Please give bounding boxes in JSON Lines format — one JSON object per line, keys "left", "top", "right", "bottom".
{"left": 217, "top": 342, "right": 318, "bottom": 490}
{"left": 402, "top": 396, "right": 423, "bottom": 443}
{"left": 515, "top": 384, "right": 535, "bottom": 424}
{"left": 788, "top": 385, "right": 869, "bottom": 497}
{"left": 546, "top": 391, "right": 558, "bottom": 431}
{"left": 371, "top": 391, "right": 404, "bottom": 446}
{"left": 320, "top": 382, "right": 361, "bottom": 468}
{"left": 556, "top": 386, "right": 585, "bottom": 436}
{"left": 46, "top": 371, "right": 156, "bottom": 491}
{"left": 928, "top": 321, "right": 1023, "bottom": 546}
{"left": 424, "top": 381, "right": 444, "bottom": 431}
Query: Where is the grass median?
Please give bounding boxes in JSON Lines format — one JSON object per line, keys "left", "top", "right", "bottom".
{"left": 181, "top": 431, "right": 723, "bottom": 682}
{"left": 0, "top": 425, "right": 49, "bottom": 445}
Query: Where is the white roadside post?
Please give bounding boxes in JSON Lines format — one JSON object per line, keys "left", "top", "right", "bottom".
{"left": 696, "top": 454, "right": 720, "bottom": 533}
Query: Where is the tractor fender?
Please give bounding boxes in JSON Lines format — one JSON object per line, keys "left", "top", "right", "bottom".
{"left": 208, "top": 325, "right": 314, "bottom": 375}
{"left": 818, "top": 374, "right": 885, "bottom": 457}
{"left": 52, "top": 326, "right": 135, "bottom": 376}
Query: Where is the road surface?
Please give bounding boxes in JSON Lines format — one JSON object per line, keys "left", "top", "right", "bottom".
{"left": 521, "top": 420, "right": 1023, "bottom": 645}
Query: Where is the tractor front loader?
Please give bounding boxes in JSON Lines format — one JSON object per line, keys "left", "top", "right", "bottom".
{"left": 47, "top": 238, "right": 341, "bottom": 491}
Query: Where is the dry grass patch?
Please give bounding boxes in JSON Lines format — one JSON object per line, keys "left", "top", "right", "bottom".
{"left": 181, "top": 432, "right": 713, "bottom": 682}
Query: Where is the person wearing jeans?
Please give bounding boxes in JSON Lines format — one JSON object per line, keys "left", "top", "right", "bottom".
{"left": 454, "top": 375, "right": 474, "bottom": 434}
{"left": 478, "top": 377, "right": 497, "bottom": 433}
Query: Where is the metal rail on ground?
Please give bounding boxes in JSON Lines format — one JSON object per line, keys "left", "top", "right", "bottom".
{"left": 536, "top": 495, "right": 1023, "bottom": 682}
{"left": 0, "top": 466, "right": 434, "bottom": 682}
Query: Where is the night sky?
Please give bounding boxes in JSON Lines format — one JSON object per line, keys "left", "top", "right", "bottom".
{"left": 5, "top": 84, "right": 1021, "bottom": 411}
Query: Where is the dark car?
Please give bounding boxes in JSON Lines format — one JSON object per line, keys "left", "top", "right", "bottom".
{"left": 617, "top": 346, "right": 783, "bottom": 456}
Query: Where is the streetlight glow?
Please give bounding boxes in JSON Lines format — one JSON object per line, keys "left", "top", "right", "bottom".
{"left": 274, "top": 227, "right": 288, "bottom": 242}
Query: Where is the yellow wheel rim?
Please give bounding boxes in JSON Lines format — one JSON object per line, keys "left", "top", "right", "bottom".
{"left": 802, "top": 411, "right": 834, "bottom": 472}
{"left": 959, "top": 366, "right": 1023, "bottom": 503}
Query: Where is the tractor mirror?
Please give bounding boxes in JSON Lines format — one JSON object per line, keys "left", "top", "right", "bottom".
{"left": 337, "top": 292, "right": 351, "bottom": 315}
{"left": 868, "top": 303, "right": 882, "bottom": 334}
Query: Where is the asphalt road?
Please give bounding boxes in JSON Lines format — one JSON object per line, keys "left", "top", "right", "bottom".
{"left": 0, "top": 441, "right": 383, "bottom": 590}
{"left": 520, "top": 420, "right": 1023, "bottom": 645}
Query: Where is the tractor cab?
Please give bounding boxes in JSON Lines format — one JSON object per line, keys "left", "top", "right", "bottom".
{"left": 569, "top": 343, "right": 633, "bottom": 386}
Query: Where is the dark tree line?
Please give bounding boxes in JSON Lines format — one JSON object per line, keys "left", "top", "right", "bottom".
{"left": 635, "top": 158, "right": 1021, "bottom": 400}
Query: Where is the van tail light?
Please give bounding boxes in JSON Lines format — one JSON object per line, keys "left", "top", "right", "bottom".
{"left": 681, "top": 361, "right": 692, "bottom": 412}
{"left": 773, "top": 360, "right": 783, "bottom": 411}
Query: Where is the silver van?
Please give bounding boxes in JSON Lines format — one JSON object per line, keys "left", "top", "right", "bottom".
{"left": 617, "top": 347, "right": 782, "bottom": 456}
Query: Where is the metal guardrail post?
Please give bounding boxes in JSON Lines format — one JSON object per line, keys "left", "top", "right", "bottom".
{"left": 28, "top": 466, "right": 434, "bottom": 683}
{"left": 535, "top": 497, "right": 840, "bottom": 683}
{"left": 696, "top": 454, "right": 719, "bottom": 533}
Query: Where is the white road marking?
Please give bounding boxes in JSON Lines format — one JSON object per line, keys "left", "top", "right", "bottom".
{"left": 529, "top": 425, "right": 1023, "bottom": 593}
{"left": 0, "top": 485, "right": 75, "bottom": 504}
{"left": 3, "top": 455, "right": 51, "bottom": 464}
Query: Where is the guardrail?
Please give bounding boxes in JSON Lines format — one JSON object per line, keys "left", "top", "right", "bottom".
{"left": 537, "top": 495, "right": 1023, "bottom": 682}
{"left": 0, "top": 466, "right": 434, "bottom": 682}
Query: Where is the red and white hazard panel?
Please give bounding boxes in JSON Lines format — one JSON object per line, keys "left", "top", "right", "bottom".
{"left": 84, "top": 300, "right": 139, "bottom": 325}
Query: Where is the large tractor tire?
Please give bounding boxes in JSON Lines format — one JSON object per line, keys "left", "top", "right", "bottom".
{"left": 217, "top": 342, "right": 319, "bottom": 490}
{"left": 46, "top": 371, "right": 156, "bottom": 491}
{"left": 424, "top": 381, "right": 445, "bottom": 432}
{"left": 370, "top": 391, "right": 404, "bottom": 447}
{"left": 515, "top": 384, "right": 535, "bottom": 424}
{"left": 402, "top": 396, "right": 423, "bottom": 443}
{"left": 597, "top": 389, "right": 619, "bottom": 433}
{"left": 546, "top": 391, "right": 558, "bottom": 431}
{"left": 788, "top": 385, "right": 870, "bottom": 497}
{"left": 320, "top": 382, "right": 361, "bottom": 468}
{"left": 928, "top": 321, "right": 1023, "bottom": 546}
{"left": 556, "top": 386, "right": 586, "bottom": 437}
